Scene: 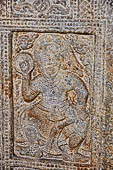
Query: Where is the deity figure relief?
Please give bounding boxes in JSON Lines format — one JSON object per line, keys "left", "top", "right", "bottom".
{"left": 16, "top": 34, "right": 90, "bottom": 162}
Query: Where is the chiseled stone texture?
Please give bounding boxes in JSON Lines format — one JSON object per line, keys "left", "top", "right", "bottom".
{"left": 0, "top": 0, "right": 112, "bottom": 170}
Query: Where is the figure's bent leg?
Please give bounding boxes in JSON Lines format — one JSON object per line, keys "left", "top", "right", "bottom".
{"left": 58, "top": 118, "right": 90, "bottom": 162}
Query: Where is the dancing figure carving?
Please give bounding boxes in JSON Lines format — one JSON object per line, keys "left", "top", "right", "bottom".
{"left": 15, "top": 34, "right": 90, "bottom": 162}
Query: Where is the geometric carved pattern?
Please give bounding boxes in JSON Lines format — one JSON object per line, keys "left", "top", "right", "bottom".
{"left": 78, "top": 0, "right": 94, "bottom": 18}
{"left": 101, "top": 0, "right": 113, "bottom": 17}
{"left": 0, "top": 0, "right": 6, "bottom": 17}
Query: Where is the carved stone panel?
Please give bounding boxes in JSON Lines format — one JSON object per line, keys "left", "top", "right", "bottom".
{"left": 0, "top": 0, "right": 113, "bottom": 170}
{"left": 12, "top": 32, "right": 94, "bottom": 163}
{"left": 12, "top": 0, "right": 73, "bottom": 18}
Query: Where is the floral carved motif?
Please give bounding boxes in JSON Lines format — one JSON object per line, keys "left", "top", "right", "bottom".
{"left": 12, "top": 0, "right": 71, "bottom": 17}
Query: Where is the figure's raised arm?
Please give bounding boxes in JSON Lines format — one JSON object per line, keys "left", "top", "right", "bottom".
{"left": 15, "top": 52, "right": 40, "bottom": 102}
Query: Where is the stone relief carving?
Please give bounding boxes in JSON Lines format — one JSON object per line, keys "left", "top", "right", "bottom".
{"left": 12, "top": 33, "right": 94, "bottom": 163}
{"left": 12, "top": 0, "right": 71, "bottom": 17}
{"left": 0, "top": 0, "right": 112, "bottom": 169}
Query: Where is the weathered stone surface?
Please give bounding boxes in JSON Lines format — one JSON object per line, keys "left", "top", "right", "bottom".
{"left": 0, "top": 0, "right": 112, "bottom": 170}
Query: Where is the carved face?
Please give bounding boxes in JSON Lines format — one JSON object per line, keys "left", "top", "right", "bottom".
{"left": 39, "top": 50, "right": 61, "bottom": 79}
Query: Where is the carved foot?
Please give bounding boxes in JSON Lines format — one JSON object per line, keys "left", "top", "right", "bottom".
{"left": 72, "top": 153, "right": 90, "bottom": 163}
{"left": 63, "top": 152, "right": 90, "bottom": 163}
{"left": 62, "top": 152, "right": 73, "bottom": 162}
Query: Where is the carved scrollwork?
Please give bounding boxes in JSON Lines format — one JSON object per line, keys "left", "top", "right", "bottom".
{"left": 47, "top": 4, "right": 70, "bottom": 15}
{"left": 65, "top": 35, "right": 89, "bottom": 54}
{"left": 17, "top": 33, "right": 39, "bottom": 51}
{"left": 33, "top": 0, "right": 50, "bottom": 14}
{"left": 13, "top": 1, "right": 33, "bottom": 14}
{"left": 13, "top": 0, "right": 71, "bottom": 16}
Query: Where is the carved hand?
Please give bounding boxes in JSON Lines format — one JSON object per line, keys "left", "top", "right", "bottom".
{"left": 22, "top": 74, "right": 40, "bottom": 102}
{"left": 16, "top": 52, "right": 34, "bottom": 76}
{"left": 66, "top": 89, "right": 77, "bottom": 105}
{"left": 19, "top": 60, "right": 31, "bottom": 75}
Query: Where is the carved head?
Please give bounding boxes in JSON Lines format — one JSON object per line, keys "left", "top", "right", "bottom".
{"left": 34, "top": 34, "right": 83, "bottom": 79}
{"left": 34, "top": 34, "right": 66, "bottom": 79}
{"left": 39, "top": 43, "right": 61, "bottom": 78}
